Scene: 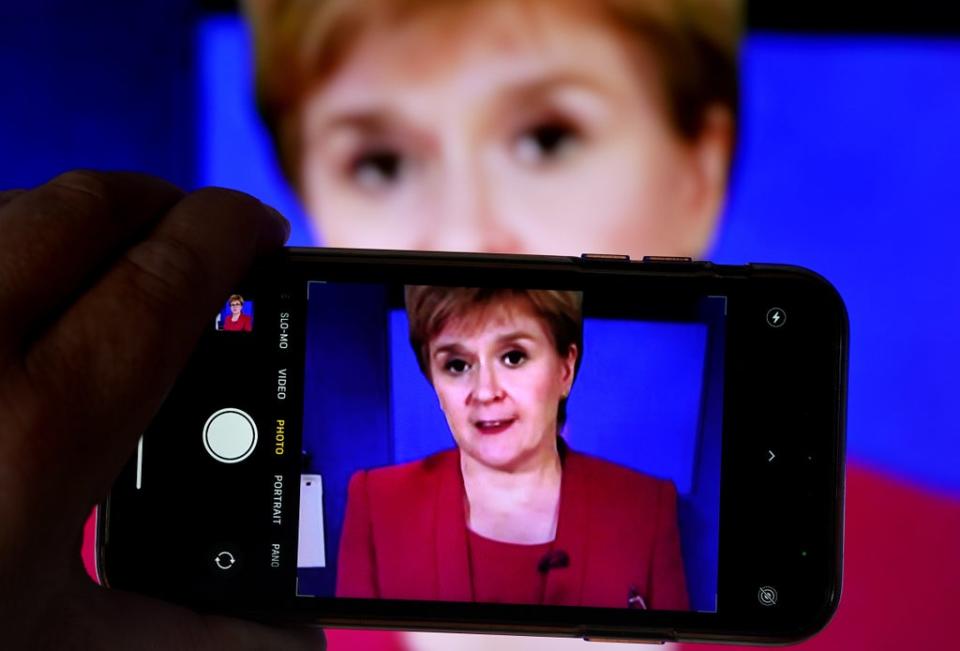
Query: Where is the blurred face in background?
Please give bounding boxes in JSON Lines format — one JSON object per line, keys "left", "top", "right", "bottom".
{"left": 270, "top": 0, "right": 734, "bottom": 258}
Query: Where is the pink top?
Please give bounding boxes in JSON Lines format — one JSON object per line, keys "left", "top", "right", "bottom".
{"left": 467, "top": 529, "right": 553, "bottom": 604}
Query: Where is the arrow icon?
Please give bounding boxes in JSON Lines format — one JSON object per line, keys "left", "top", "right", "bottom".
{"left": 768, "top": 450, "right": 776, "bottom": 463}
{"left": 214, "top": 551, "right": 236, "bottom": 570}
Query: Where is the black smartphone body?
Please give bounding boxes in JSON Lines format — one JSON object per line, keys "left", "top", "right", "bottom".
{"left": 97, "top": 248, "right": 848, "bottom": 645}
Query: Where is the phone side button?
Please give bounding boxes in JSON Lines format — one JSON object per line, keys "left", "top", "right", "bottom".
{"left": 580, "top": 253, "right": 631, "bottom": 261}
{"left": 641, "top": 256, "right": 692, "bottom": 263}
{"left": 583, "top": 635, "right": 666, "bottom": 645}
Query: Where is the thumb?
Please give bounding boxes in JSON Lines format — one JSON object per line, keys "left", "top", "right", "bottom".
{"left": 200, "top": 614, "right": 327, "bottom": 651}
{"left": 46, "top": 581, "right": 326, "bottom": 651}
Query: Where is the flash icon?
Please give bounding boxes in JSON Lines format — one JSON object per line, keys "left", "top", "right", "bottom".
{"left": 766, "top": 307, "right": 787, "bottom": 328}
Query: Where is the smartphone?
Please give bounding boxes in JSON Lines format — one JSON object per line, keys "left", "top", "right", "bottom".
{"left": 97, "top": 248, "right": 848, "bottom": 644}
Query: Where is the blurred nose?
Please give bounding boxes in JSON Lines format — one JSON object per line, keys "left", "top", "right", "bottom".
{"left": 418, "top": 141, "right": 521, "bottom": 253}
{"left": 471, "top": 361, "right": 503, "bottom": 404}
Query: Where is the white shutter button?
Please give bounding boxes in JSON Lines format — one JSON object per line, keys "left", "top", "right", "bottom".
{"left": 203, "top": 408, "right": 258, "bottom": 463}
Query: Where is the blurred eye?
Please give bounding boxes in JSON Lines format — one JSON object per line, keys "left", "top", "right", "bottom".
{"left": 349, "top": 148, "right": 406, "bottom": 191}
{"left": 502, "top": 350, "right": 527, "bottom": 367}
{"left": 514, "top": 120, "right": 579, "bottom": 166}
{"left": 444, "top": 358, "right": 471, "bottom": 375}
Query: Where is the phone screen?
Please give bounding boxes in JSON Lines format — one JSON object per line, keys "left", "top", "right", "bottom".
{"left": 293, "top": 281, "right": 725, "bottom": 612}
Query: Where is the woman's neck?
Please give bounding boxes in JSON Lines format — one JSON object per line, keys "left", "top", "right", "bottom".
{"left": 231, "top": 313, "right": 240, "bottom": 321}
{"left": 461, "top": 443, "right": 562, "bottom": 545}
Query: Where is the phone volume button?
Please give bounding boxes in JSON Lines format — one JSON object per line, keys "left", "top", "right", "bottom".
{"left": 583, "top": 634, "right": 667, "bottom": 644}
{"left": 641, "top": 256, "right": 693, "bottom": 263}
{"left": 580, "top": 253, "right": 631, "bottom": 261}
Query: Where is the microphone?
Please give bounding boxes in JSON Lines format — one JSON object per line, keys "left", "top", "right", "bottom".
{"left": 537, "top": 550, "right": 570, "bottom": 574}
{"left": 627, "top": 586, "right": 647, "bottom": 610}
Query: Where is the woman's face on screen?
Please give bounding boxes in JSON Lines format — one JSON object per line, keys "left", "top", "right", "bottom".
{"left": 427, "top": 297, "right": 576, "bottom": 472}
{"left": 298, "top": 0, "right": 727, "bottom": 258}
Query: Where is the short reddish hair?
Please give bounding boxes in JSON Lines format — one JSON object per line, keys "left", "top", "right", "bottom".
{"left": 245, "top": 0, "right": 741, "bottom": 180}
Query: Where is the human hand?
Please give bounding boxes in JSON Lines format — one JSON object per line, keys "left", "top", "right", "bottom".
{"left": 0, "top": 171, "right": 325, "bottom": 650}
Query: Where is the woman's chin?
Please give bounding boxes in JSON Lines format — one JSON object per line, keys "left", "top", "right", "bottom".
{"left": 464, "top": 439, "right": 531, "bottom": 472}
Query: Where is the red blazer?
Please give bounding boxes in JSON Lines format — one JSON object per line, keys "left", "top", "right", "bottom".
{"left": 222, "top": 313, "right": 252, "bottom": 332}
{"left": 336, "top": 445, "right": 690, "bottom": 610}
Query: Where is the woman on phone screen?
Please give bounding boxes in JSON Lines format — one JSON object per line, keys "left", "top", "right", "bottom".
{"left": 336, "top": 286, "right": 689, "bottom": 610}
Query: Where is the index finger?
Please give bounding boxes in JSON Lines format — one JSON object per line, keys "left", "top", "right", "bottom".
{"left": 7, "top": 187, "right": 290, "bottom": 524}
{"left": 0, "top": 172, "right": 184, "bottom": 355}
